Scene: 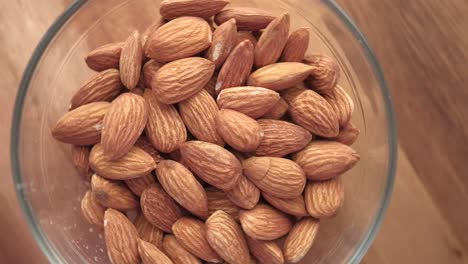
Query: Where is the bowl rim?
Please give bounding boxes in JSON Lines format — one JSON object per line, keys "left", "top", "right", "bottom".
{"left": 10, "top": 0, "right": 397, "bottom": 263}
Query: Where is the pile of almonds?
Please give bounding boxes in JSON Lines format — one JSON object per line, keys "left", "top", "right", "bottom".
{"left": 52, "top": 0, "right": 361, "bottom": 263}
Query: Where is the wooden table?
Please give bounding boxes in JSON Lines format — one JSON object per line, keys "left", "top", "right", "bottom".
{"left": 0, "top": 0, "right": 467, "bottom": 263}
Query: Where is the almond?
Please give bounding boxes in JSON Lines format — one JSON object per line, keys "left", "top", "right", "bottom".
{"left": 332, "top": 122, "right": 360, "bottom": 145}
{"left": 225, "top": 175, "right": 260, "bottom": 210}
{"left": 216, "top": 109, "right": 263, "bottom": 152}
{"left": 125, "top": 174, "right": 156, "bottom": 196}
{"left": 101, "top": 93, "right": 148, "bottom": 160}
{"left": 286, "top": 89, "right": 339, "bottom": 137}
{"left": 206, "top": 18, "right": 238, "bottom": 69}
{"left": 280, "top": 84, "right": 307, "bottom": 103}
{"left": 138, "top": 239, "right": 174, "bottom": 264}
{"left": 215, "top": 7, "right": 275, "bottom": 31}
{"left": 248, "top": 62, "right": 314, "bottom": 91}
{"left": 91, "top": 174, "right": 139, "bottom": 210}
{"left": 236, "top": 31, "right": 257, "bottom": 46}
{"left": 239, "top": 204, "right": 292, "bottom": 240}
{"left": 261, "top": 97, "right": 288, "bottom": 119}
{"left": 247, "top": 237, "right": 284, "bottom": 264}
{"left": 206, "top": 187, "right": 240, "bottom": 221}
{"left": 243, "top": 157, "right": 306, "bottom": 199}
{"left": 215, "top": 40, "right": 254, "bottom": 94}
{"left": 157, "top": 160, "right": 208, "bottom": 218}
{"left": 262, "top": 193, "right": 308, "bottom": 217}
{"left": 120, "top": 31, "right": 142, "bottom": 89}
{"left": 104, "top": 208, "right": 140, "bottom": 264}
{"left": 293, "top": 141, "right": 360, "bottom": 180}
{"left": 135, "top": 136, "right": 164, "bottom": 164}
{"left": 134, "top": 213, "right": 164, "bottom": 249}
{"left": 160, "top": 0, "right": 229, "bottom": 20}
{"left": 324, "top": 85, "right": 354, "bottom": 127}
{"left": 144, "top": 89, "right": 187, "bottom": 153}
{"left": 172, "top": 217, "right": 222, "bottom": 263}
{"left": 180, "top": 141, "right": 242, "bottom": 190}
{"left": 304, "top": 54, "right": 340, "bottom": 94}
{"left": 89, "top": 144, "right": 156, "bottom": 180}
{"left": 305, "top": 177, "right": 344, "bottom": 218}
{"left": 71, "top": 145, "right": 93, "bottom": 179}
{"left": 217, "top": 86, "right": 280, "bottom": 118}
{"left": 206, "top": 210, "right": 250, "bottom": 264}
{"left": 81, "top": 190, "right": 105, "bottom": 227}
{"left": 204, "top": 74, "right": 217, "bottom": 97}
{"left": 142, "top": 19, "right": 165, "bottom": 52}
{"left": 51, "top": 102, "right": 110, "bottom": 145}
{"left": 283, "top": 217, "right": 320, "bottom": 263}
{"left": 179, "top": 89, "right": 224, "bottom": 146}
{"left": 152, "top": 57, "right": 215, "bottom": 104}
{"left": 163, "top": 235, "right": 202, "bottom": 264}
{"left": 85, "top": 42, "right": 123, "bottom": 71}
{"left": 255, "top": 119, "right": 312, "bottom": 157}
{"left": 280, "top": 28, "right": 309, "bottom": 62}
{"left": 140, "top": 184, "right": 183, "bottom": 233}
{"left": 70, "top": 69, "right": 123, "bottom": 109}
{"left": 142, "top": 60, "right": 162, "bottom": 88}
{"left": 254, "top": 13, "right": 290, "bottom": 68}
{"left": 145, "top": 17, "right": 212, "bottom": 62}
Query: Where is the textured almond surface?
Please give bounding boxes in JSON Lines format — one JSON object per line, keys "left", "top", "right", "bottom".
{"left": 144, "top": 89, "right": 187, "bottom": 153}
{"left": 248, "top": 62, "right": 314, "bottom": 91}
{"left": 134, "top": 213, "right": 164, "bottom": 249}
{"left": 179, "top": 89, "right": 224, "bottom": 146}
{"left": 236, "top": 31, "right": 257, "bottom": 47}
{"left": 141, "top": 184, "right": 182, "bottom": 233}
{"left": 70, "top": 69, "right": 122, "bottom": 109}
{"left": 216, "top": 40, "right": 254, "bottom": 94}
{"left": 332, "top": 122, "right": 360, "bottom": 145}
{"left": 71, "top": 145, "right": 92, "bottom": 179}
{"left": 324, "top": 85, "right": 355, "bottom": 127}
{"left": 206, "top": 18, "right": 238, "bottom": 69}
{"left": 160, "top": 0, "right": 229, "bottom": 20}
{"left": 163, "top": 235, "right": 202, "bottom": 264}
{"left": 138, "top": 239, "right": 174, "bottom": 264}
{"left": 255, "top": 119, "right": 312, "bottom": 157}
{"left": 142, "top": 19, "right": 165, "bottom": 52}
{"left": 91, "top": 174, "right": 139, "bottom": 210}
{"left": 172, "top": 217, "right": 222, "bottom": 263}
{"left": 152, "top": 57, "right": 215, "bottom": 104}
{"left": 225, "top": 175, "right": 260, "bottom": 209}
{"left": 261, "top": 97, "right": 288, "bottom": 119}
{"left": 180, "top": 141, "right": 242, "bottom": 190}
{"left": 85, "top": 42, "right": 123, "bottom": 71}
{"left": 254, "top": 13, "right": 290, "bottom": 67}
{"left": 101, "top": 93, "right": 148, "bottom": 160}
{"left": 206, "top": 210, "right": 250, "bottom": 264}
{"left": 145, "top": 17, "right": 212, "bottom": 62}
{"left": 135, "top": 136, "right": 164, "bottom": 164}
{"left": 142, "top": 60, "right": 162, "bottom": 88}
{"left": 157, "top": 160, "right": 208, "bottom": 218}
{"left": 305, "top": 178, "right": 345, "bottom": 218}
{"left": 217, "top": 86, "right": 280, "bottom": 118}
{"left": 262, "top": 193, "right": 308, "bottom": 217}
{"left": 281, "top": 28, "right": 310, "bottom": 62}
{"left": 215, "top": 7, "right": 275, "bottom": 31}
{"left": 283, "top": 218, "right": 320, "bottom": 263}
{"left": 239, "top": 204, "right": 292, "bottom": 240}
{"left": 81, "top": 190, "right": 105, "bottom": 227}
{"left": 247, "top": 237, "right": 284, "bottom": 264}
{"left": 204, "top": 75, "right": 217, "bottom": 97}
{"left": 89, "top": 144, "right": 156, "bottom": 180}
{"left": 243, "top": 157, "right": 306, "bottom": 199}
{"left": 104, "top": 209, "right": 140, "bottom": 264}
{"left": 304, "top": 54, "right": 340, "bottom": 94}
{"left": 51, "top": 102, "right": 109, "bottom": 145}
{"left": 216, "top": 109, "right": 263, "bottom": 152}
{"left": 125, "top": 174, "right": 156, "bottom": 196}
{"left": 206, "top": 187, "right": 240, "bottom": 221}
{"left": 293, "top": 141, "right": 360, "bottom": 180}
{"left": 120, "top": 31, "right": 142, "bottom": 89}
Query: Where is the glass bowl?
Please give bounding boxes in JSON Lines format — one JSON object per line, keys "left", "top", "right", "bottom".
{"left": 11, "top": 0, "right": 397, "bottom": 263}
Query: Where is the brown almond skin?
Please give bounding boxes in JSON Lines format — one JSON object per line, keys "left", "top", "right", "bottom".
{"left": 243, "top": 157, "right": 306, "bottom": 199}
{"left": 225, "top": 175, "right": 260, "bottom": 210}
{"left": 125, "top": 174, "right": 156, "bottom": 196}
{"left": 104, "top": 209, "right": 140, "bottom": 264}
{"left": 324, "top": 85, "right": 355, "bottom": 127}
{"left": 157, "top": 160, "right": 208, "bottom": 219}
{"left": 160, "top": 0, "right": 229, "bottom": 20}
{"left": 142, "top": 60, "right": 162, "bottom": 88}
{"left": 217, "top": 86, "right": 280, "bottom": 118}
{"left": 239, "top": 204, "right": 292, "bottom": 240}
{"left": 141, "top": 184, "right": 183, "bottom": 233}
{"left": 144, "top": 89, "right": 187, "bottom": 153}
{"left": 172, "top": 217, "right": 222, "bottom": 263}
{"left": 305, "top": 178, "right": 345, "bottom": 218}
{"left": 145, "top": 17, "right": 212, "bottom": 62}
{"left": 134, "top": 213, "right": 164, "bottom": 249}
{"left": 179, "top": 89, "right": 224, "bottom": 146}
{"left": 216, "top": 109, "right": 263, "bottom": 152}
{"left": 163, "top": 235, "right": 202, "bottom": 264}
{"left": 293, "top": 141, "right": 360, "bottom": 181}
{"left": 70, "top": 69, "right": 123, "bottom": 109}
{"left": 304, "top": 54, "right": 341, "bottom": 94}
{"left": 81, "top": 190, "right": 105, "bottom": 227}
{"left": 281, "top": 28, "right": 310, "bottom": 62}
{"left": 262, "top": 193, "right": 308, "bottom": 217}
{"left": 152, "top": 57, "right": 215, "bottom": 104}
{"left": 236, "top": 31, "right": 257, "bottom": 47}
{"left": 283, "top": 218, "right": 320, "bottom": 263}
{"left": 215, "top": 7, "right": 275, "bottom": 31}
{"left": 204, "top": 74, "right": 217, "bottom": 97}
{"left": 101, "top": 93, "right": 148, "bottom": 160}
{"left": 71, "top": 145, "right": 92, "bottom": 179}
{"left": 142, "top": 19, "right": 166, "bottom": 52}
{"left": 51, "top": 102, "right": 110, "bottom": 145}
{"left": 206, "top": 187, "right": 240, "bottom": 221}
{"left": 91, "top": 174, "right": 138, "bottom": 210}
{"left": 215, "top": 40, "right": 254, "bottom": 94}
{"left": 138, "top": 239, "right": 174, "bottom": 264}
{"left": 135, "top": 136, "right": 164, "bottom": 164}
{"left": 180, "top": 141, "right": 242, "bottom": 190}
{"left": 332, "top": 122, "right": 360, "bottom": 145}
{"left": 206, "top": 210, "right": 251, "bottom": 264}
{"left": 255, "top": 119, "right": 312, "bottom": 157}
{"left": 120, "top": 31, "right": 143, "bottom": 89}
{"left": 254, "top": 13, "right": 290, "bottom": 68}
{"left": 85, "top": 42, "right": 123, "bottom": 71}
{"left": 89, "top": 144, "right": 156, "bottom": 180}
{"left": 261, "top": 97, "right": 288, "bottom": 119}
{"left": 248, "top": 62, "right": 314, "bottom": 91}
{"left": 206, "top": 18, "right": 238, "bottom": 69}
{"left": 247, "top": 237, "right": 284, "bottom": 264}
